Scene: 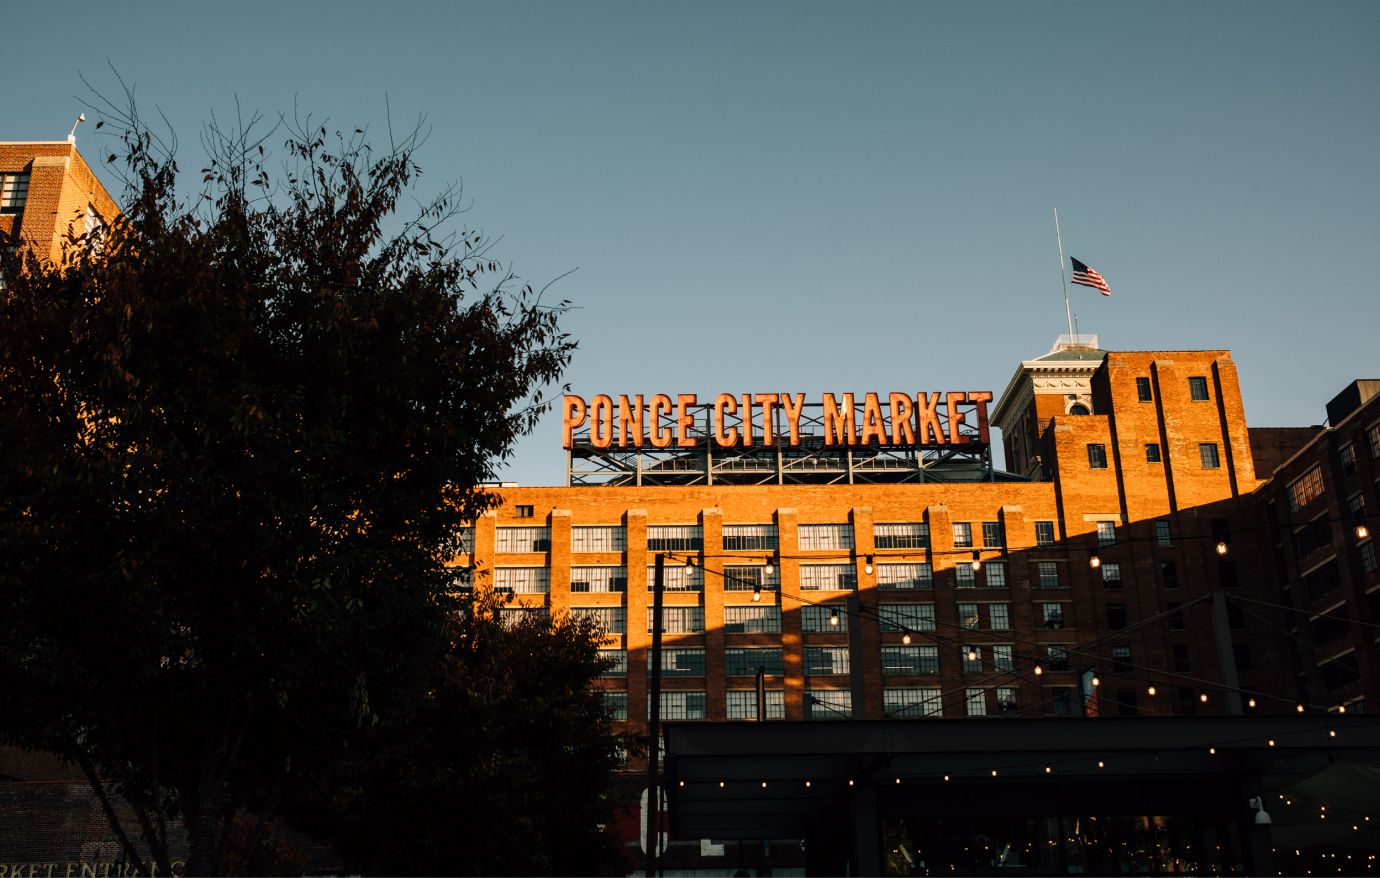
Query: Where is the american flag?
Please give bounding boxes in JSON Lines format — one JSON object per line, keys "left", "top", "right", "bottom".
{"left": 1070, "top": 257, "right": 1111, "bottom": 296}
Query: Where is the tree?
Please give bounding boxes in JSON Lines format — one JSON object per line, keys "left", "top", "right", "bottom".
{"left": 292, "top": 598, "right": 634, "bottom": 876}
{"left": 0, "top": 98, "right": 577, "bottom": 875}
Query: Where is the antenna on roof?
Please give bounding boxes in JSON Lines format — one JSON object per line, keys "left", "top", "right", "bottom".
{"left": 66, "top": 113, "right": 87, "bottom": 144}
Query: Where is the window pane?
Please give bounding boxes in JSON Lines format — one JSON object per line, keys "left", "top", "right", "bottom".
{"left": 723, "top": 524, "right": 778, "bottom": 551}
{"left": 798, "top": 524, "right": 853, "bottom": 550}
{"left": 1087, "top": 444, "right": 1107, "bottom": 469}
{"left": 807, "top": 689, "right": 852, "bottom": 720}
{"left": 724, "top": 605, "right": 782, "bottom": 633}
{"left": 800, "top": 564, "right": 856, "bottom": 591}
{"left": 572, "top": 525, "right": 626, "bottom": 552}
{"left": 1200, "top": 443, "right": 1220, "bottom": 469}
{"left": 804, "top": 646, "right": 850, "bottom": 675}
{"left": 648, "top": 525, "right": 703, "bottom": 552}
{"left": 952, "top": 522, "right": 972, "bottom": 548}
{"left": 1189, "top": 377, "right": 1209, "bottom": 400}
{"left": 1038, "top": 562, "right": 1061, "bottom": 588}
{"left": 874, "top": 522, "right": 929, "bottom": 549}
{"left": 725, "top": 647, "right": 785, "bottom": 676}
{"left": 876, "top": 563, "right": 932, "bottom": 590}
{"left": 494, "top": 567, "right": 550, "bottom": 594}
{"left": 495, "top": 527, "right": 551, "bottom": 553}
{"left": 885, "top": 687, "right": 942, "bottom": 718}
{"left": 570, "top": 566, "right": 627, "bottom": 593}
{"left": 726, "top": 689, "right": 785, "bottom": 720}
{"left": 1034, "top": 521, "right": 1056, "bottom": 547}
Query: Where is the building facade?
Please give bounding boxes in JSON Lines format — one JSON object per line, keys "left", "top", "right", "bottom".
{"left": 465, "top": 341, "right": 1326, "bottom": 739}
{"left": 1, "top": 140, "right": 118, "bottom": 268}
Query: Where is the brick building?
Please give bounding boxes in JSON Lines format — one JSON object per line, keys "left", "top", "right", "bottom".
{"left": 469, "top": 340, "right": 1299, "bottom": 732}
{"left": 1, "top": 139, "right": 118, "bottom": 268}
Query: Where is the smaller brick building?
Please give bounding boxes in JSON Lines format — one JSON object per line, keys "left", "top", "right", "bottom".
{"left": 1, "top": 139, "right": 119, "bottom": 268}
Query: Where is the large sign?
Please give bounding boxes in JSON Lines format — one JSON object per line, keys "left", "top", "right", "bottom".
{"left": 562, "top": 392, "right": 992, "bottom": 450}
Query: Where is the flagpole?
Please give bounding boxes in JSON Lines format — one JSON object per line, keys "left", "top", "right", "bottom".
{"left": 1054, "top": 207, "right": 1074, "bottom": 341}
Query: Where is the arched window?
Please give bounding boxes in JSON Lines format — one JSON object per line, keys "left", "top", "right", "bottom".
{"left": 1068, "top": 403, "right": 1090, "bottom": 415}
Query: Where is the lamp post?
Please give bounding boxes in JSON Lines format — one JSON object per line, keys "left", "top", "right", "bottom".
{"left": 645, "top": 553, "right": 665, "bottom": 877}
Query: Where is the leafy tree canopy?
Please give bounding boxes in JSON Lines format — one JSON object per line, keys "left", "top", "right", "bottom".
{"left": 0, "top": 97, "right": 580, "bottom": 875}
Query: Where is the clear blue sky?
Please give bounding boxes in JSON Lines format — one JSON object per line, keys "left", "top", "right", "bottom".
{"left": 6, "top": 1, "right": 1377, "bottom": 485}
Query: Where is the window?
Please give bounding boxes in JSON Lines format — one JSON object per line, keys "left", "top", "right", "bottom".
{"left": 1294, "top": 517, "right": 1334, "bottom": 561}
{"left": 1348, "top": 492, "right": 1367, "bottom": 524}
{"left": 500, "top": 606, "right": 549, "bottom": 628}
{"left": 1046, "top": 644, "right": 1070, "bottom": 672}
{"left": 955, "top": 564, "right": 976, "bottom": 588}
{"left": 1167, "top": 602, "right": 1184, "bottom": 630}
{"left": 725, "top": 647, "right": 784, "bottom": 676}
{"left": 997, "top": 687, "right": 1019, "bottom": 715}
{"left": 1112, "top": 646, "right": 1132, "bottom": 673}
{"left": 599, "top": 649, "right": 627, "bottom": 677}
{"left": 570, "top": 566, "right": 626, "bottom": 593}
{"left": 1050, "top": 688, "right": 1073, "bottom": 716}
{"left": 648, "top": 525, "right": 703, "bottom": 552}
{"left": 884, "top": 688, "right": 942, "bottom": 718}
{"left": 1106, "top": 604, "right": 1127, "bottom": 630}
{"left": 572, "top": 607, "right": 626, "bottom": 635}
{"left": 800, "top": 564, "right": 857, "bottom": 591}
{"left": 1034, "top": 521, "right": 1056, "bottom": 547}
{"left": 656, "top": 691, "right": 707, "bottom": 720}
{"left": 724, "top": 605, "right": 781, "bottom": 633}
{"left": 1041, "top": 603, "right": 1066, "bottom": 628}
{"left": 494, "top": 567, "right": 550, "bottom": 594}
{"left": 1155, "top": 521, "right": 1172, "bottom": 547}
{"left": 804, "top": 646, "right": 850, "bottom": 675}
{"left": 0, "top": 173, "right": 30, "bottom": 213}
{"left": 603, "top": 691, "right": 628, "bottom": 721}
{"left": 495, "top": 526, "right": 551, "bottom": 553}
{"left": 1087, "top": 444, "right": 1107, "bottom": 469}
{"left": 881, "top": 645, "right": 939, "bottom": 675}
{"left": 988, "top": 603, "right": 1011, "bottom": 630}
{"left": 984, "top": 561, "right": 1007, "bottom": 588}
{"left": 514, "top": 504, "right": 535, "bottom": 518}
{"left": 958, "top": 602, "right": 979, "bottom": 630}
{"left": 724, "top": 565, "right": 779, "bottom": 591}
{"left": 1096, "top": 521, "right": 1117, "bottom": 546}
{"left": 807, "top": 689, "right": 851, "bottom": 720}
{"left": 650, "top": 607, "right": 704, "bottom": 634}
{"left": 1037, "top": 562, "right": 1061, "bottom": 589}
{"left": 1288, "top": 467, "right": 1325, "bottom": 511}
{"left": 965, "top": 688, "right": 988, "bottom": 717}
{"left": 1368, "top": 422, "right": 1380, "bottom": 459}
{"left": 456, "top": 526, "right": 475, "bottom": 554}
{"left": 802, "top": 605, "right": 846, "bottom": 632}
{"left": 726, "top": 689, "right": 785, "bottom": 720}
{"left": 876, "top": 563, "right": 932, "bottom": 589}
{"left": 1160, "top": 560, "right": 1178, "bottom": 589}
{"left": 651, "top": 648, "right": 707, "bottom": 676}
{"left": 572, "top": 525, "right": 626, "bottom": 552}
{"left": 992, "top": 644, "right": 1014, "bottom": 672}
{"left": 1146, "top": 443, "right": 1161, "bottom": 463}
{"left": 961, "top": 645, "right": 983, "bottom": 673}
{"left": 1361, "top": 542, "right": 1377, "bottom": 575}
{"left": 951, "top": 522, "right": 973, "bottom": 548}
{"left": 650, "top": 565, "right": 702, "bottom": 592}
{"left": 723, "top": 523, "right": 777, "bottom": 551}
{"left": 1102, "top": 563, "right": 1122, "bottom": 589}
{"left": 982, "top": 521, "right": 1004, "bottom": 548}
{"left": 879, "top": 603, "right": 936, "bottom": 632}
{"left": 1136, "top": 377, "right": 1153, "bottom": 402}
{"left": 1340, "top": 444, "right": 1357, "bottom": 478}
{"left": 798, "top": 523, "right": 853, "bottom": 550}
{"left": 1188, "top": 376, "right": 1209, "bottom": 401}
{"left": 874, "top": 522, "right": 929, "bottom": 549}
{"left": 1200, "top": 443, "right": 1220, "bottom": 469}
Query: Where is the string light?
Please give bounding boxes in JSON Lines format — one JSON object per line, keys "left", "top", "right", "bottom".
{"left": 1249, "top": 698, "right": 1258, "bottom": 709}
{"left": 685, "top": 556, "right": 696, "bottom": 572}
{"left": 971, "top": 551, "right": 982, "bottom": 572}
{"left": 1329, "top": 729, "right": 1337, "bottom": 738}
{"left": 864, "top": 555, "right": 874, "bottom": 575}
{"left": 895, "top": 777, "right": 901, "bottom": 784}
{"left": 1034, "top": 664, "right": 1044, "bottom": 676}
{"left": 764, "top": 554, "right": 776, "bottom": 575}
{"left": 967, "top": 647, "right": 979, "bottom": 662}
{"left": 901, "top": 631, "right": 913, "bottom": 645}
{"left": 1209, "top": 746, "right": 1217, "bottom": 755}
{"left": 1044, "top": 765, "right": 1052, "bottom": 774}
{"left": 1097, "top": 760, "right": 1105, "bottom": 769}
{"left": 1089, "top": 553, "right": 1102, "bottom": 569}
{"left": 1358, "top": 524, "right": 1371, "bottom": 540}
{"left": 1298, "top": 704, "right": 1306, "bottom": 713}
{"left": 1339, "top": 704, "right": 1348, "bottom": 714}
{"left": 829, "top": 608, "right": 840, "bottom": 626}
{"left": 761, "top": 781, "right": 767, "bottom": 789}
{"left": 1147, "top": 685, "right": 1157, "bottom": 696}
{"left": 1091, "top": 676, "right": 1101, "bottom": 687}
{"left": 805, "top": 780, "right": 811, "bottom": 788}
{"left": 991, "top": 769, "right": 998, "bottom": 777}
{"left": 848, "top": 779, "right": 854, "bottom": 786}
{"left": 1216, "top": 540, "right": 1230, "bottom": 555}
{"left": 752, "top": 584, "right": 762, "bottom": 602}
{"left": 1200, "top": 692, "right": 1209, "bottom": 703}
{"left": 719, "top": 781, "right": 725, "bottom": 788}
{"left": 1268, "top": 739, "right": 1277, "bottom": 747}
{"left": 943, "top": 774, "right": 950, "bottom": 782}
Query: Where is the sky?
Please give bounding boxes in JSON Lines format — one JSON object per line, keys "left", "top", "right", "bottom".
{"left": 5, "top": 1, "right": 1377, "bottom": 485}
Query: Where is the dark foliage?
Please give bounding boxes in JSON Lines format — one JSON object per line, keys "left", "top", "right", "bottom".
{"left": 0, "top": 97, "right": 579, "bottom": 875}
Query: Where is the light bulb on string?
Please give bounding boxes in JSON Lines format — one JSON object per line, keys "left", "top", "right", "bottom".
{"left": 967, "top": 648, "right": 979, "bottom": 662}
{"left": 1034, "top": 664, "right": 1044, "bottom": 676}
{"left": 1248, "top": 697, "right": 1257, "bottom": 709}
{"left": 829, "top": 608, "right": 840, "bottom": 627}
{"left": 1216, "top": 541, "right": 1229, "bottom": 556}
{"left": 864, "top": 555, "right": 874, "bottom": 575}
{"left": 901, "top": 631, "right": 913, "bottom": 646}
{"left": 764, "top": 554, "right": 776, "bottom": 575}
{"left": 685, "top": 556, "right": 696, "bottom": 572}
{"left": 1297, "top": 704, "right": 1306, "bottom": 713}
{"left": 1200, "top": 692, "right": 1209, "bottom": 703}
{"left": 1147, "top": 685, "right": 1157, "bottom": 697}
{"left": 752, "top": 584, "right": 762, "bottom": 602}
{"left": 1357, "top": 524, "right": 1370, "bottom": 540}
{"left": 1089, "top": 553, "right": 1102, "bottom": 569}
{"left": 1091, "top": 676, "right": 1100, "bottom": 687}
{"left": 971, "top": 551, "right": 982, "bottom": 572}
